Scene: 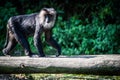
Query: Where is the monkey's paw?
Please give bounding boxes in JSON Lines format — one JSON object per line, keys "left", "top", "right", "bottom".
{"left": 2, "top": 49, "right": 11, "bottom": 56}
{"left": 39, "top": 54, "right": 46, "bottom": 57}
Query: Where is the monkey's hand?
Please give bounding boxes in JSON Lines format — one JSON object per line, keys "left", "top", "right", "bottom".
{"left": 56, "top": 49, "right": 61, "bottom": 57}
{"left": 39, "top": 54, "right": 46, "bottom": 57}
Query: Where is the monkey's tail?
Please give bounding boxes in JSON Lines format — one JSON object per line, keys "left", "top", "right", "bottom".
{"left": 4, "top": 24, "right": 9, "bottom": 48}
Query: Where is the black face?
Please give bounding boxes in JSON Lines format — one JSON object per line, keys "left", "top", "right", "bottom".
{"left": 45, "top": 14, "right": 53, "bottom": 23}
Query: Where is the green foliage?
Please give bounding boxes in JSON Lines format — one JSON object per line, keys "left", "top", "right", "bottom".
{"left": 0, "top": 0, "right": 120, "bottom": 55}
{"left": 53, "top": 16, "right": 120, "bottom": 55}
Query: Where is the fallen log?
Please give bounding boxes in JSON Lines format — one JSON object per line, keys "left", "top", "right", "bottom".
{"left": 0, "top": 55, "right": 120, "bottom": 75}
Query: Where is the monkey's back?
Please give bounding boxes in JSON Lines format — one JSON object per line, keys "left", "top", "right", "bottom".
{"left": 8, "top": 13, "right": 39, "bottom": 35}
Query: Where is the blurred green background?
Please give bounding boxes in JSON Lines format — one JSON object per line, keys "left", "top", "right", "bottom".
{"left": 0, "top": 0, "right": 120, "bottom": 56}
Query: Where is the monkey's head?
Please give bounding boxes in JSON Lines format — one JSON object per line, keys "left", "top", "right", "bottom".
{"left": 39, "top": 8, "right": 56, "bottom": 29}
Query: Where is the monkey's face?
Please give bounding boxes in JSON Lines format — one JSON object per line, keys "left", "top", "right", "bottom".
{"left": 45, "top": 8, "right": 56, "bottom": 23}
{"left": 39, "top": 8, "right": 56, "bottom": 29}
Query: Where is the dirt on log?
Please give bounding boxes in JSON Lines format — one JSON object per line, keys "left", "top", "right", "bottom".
{"left": 0, "top": 55, "right": 120, "bottom": 75}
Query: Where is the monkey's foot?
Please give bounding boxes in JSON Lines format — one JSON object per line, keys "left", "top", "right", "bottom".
{"left": 2, "top": 49, "right": 11, "bottom": 56}
{"left": 39, "top": 54, "right": 46, "bottom": 57}
{"left": 56, "top": 54, "right": 60, "bottom": 57}
{"left": 56, "top": 52, "right": 61, "bottom": 57}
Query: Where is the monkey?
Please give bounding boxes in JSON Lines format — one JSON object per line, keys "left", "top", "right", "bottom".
{"left": 2, "top": 8, "right": 61, "bottom": 57}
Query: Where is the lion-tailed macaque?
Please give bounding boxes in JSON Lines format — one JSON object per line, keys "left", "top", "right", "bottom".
{"left": 2, "top": 8, "right": 61, "bottom": 57}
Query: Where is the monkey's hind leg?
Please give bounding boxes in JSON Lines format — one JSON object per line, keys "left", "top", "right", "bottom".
{"left": 12, "top": 27, "right": 33, "bottom": 56}
{"left": 2, "top": 32, "right": 17, "bottom": 56}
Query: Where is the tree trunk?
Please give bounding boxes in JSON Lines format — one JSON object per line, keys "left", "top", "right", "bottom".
{"left": 0, "top": 55, "right": 120, "bottom": 75}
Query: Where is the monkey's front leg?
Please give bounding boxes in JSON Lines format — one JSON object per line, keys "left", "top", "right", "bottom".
{"left": 45, "top": 30, "right": 61, "bottom": 57}
{"left": 34, "top": 28, "right": 45, "bottom": 57}
{"left": 47, "top": 38, "right": 61, "bottom": 57}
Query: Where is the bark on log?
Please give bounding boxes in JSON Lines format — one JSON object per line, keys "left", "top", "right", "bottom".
{"left": 0, "top": 55, "right": 120, "bottom": 75}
